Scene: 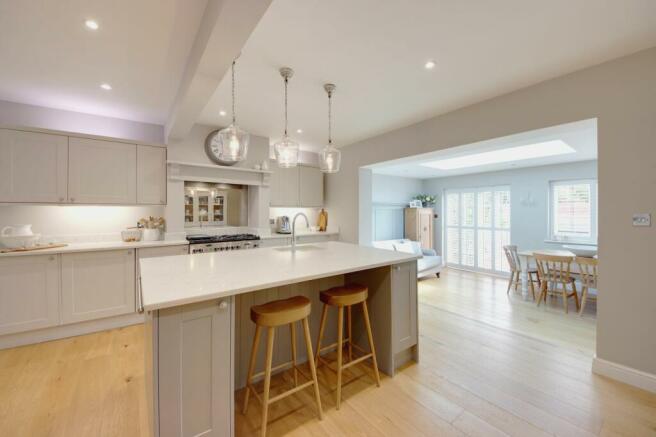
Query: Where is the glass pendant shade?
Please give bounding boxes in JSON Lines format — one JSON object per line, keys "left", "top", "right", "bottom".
{"left": 274, "top": 134, "right": 299, "bottom": 168}
{"left": 217, "top": 123, "right": 249, "bottom": 162}
{"left": 319, "top": 144, "right": 341, "bottom": 173}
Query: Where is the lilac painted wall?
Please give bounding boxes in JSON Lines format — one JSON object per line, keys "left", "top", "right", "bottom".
{"left": 0, "top": 100, "right": 164, "bottom": 144}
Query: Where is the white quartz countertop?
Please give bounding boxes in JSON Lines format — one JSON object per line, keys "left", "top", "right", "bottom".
{"left": 0, "top": 239, "right": 189, "bottom": 257}
{"left": 139, "top": 241, "right": 419, "bottom": 311}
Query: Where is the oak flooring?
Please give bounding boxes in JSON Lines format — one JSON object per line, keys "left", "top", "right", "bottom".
{"left": 1, "top": 268, "right": 655, "bottom": 436}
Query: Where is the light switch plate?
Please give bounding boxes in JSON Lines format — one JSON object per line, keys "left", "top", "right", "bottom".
{"left": 632, "top": 213, "right": 651, "bottom": 227}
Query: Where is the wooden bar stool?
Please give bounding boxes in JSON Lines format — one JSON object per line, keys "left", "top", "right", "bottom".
{"left": 315, "top": 283, "right": 380, "bottom": 410}
{"left": 243, "top": 296, "right": 323, "bottom": 437}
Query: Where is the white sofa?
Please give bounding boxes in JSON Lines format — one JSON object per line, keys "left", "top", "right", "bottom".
{"left": 372, "top": 239, "right": 443, "bottom": 279}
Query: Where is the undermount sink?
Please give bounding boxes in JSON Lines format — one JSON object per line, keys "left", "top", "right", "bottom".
{"left": 274, "top": 245, "right": 323, "bottom": 252}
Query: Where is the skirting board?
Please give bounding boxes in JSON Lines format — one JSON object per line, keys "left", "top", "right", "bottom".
{"left": 592, "top": 357, "right": 656, "bottom": 394}
{"left": 0, "top": 313, "right": 145, "bottom": 350}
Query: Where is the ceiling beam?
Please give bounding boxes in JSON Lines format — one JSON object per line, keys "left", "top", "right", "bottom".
{"left": 165, "top": 0, "right": 271, "bottom": 142}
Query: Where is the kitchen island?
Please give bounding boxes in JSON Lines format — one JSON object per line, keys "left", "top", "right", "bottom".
{"left": 139, "top": 241, "right": 420, "bottom": 437}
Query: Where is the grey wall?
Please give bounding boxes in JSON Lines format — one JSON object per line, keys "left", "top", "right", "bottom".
{"left": 0, "top": 99, "right": 164, "bottom": 144}
{"left": 422, "top": 160, "right": 597, "bottom": 255}
{"left": 326, "top": 47, "right": 656, "bottom": 376}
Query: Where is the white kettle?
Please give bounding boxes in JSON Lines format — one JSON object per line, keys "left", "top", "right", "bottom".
{"left": 1, "top": 224, "right": 34, "bottom": 236}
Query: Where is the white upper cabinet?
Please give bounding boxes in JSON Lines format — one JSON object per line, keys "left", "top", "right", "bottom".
{"left": 270, "top": 165, "right": 324, "bottom": 207}
{"left": 0, "top": 129, "right": 68, "bottom": 203}
{"left": 299, "top": 165, "right": 324, "bottom": 207}
{"left": 68, "top": 137, "right": 137, "bottom": 204}
{"left": 137, "top": 145, "right": 167, "bottom": 205}
{"left": 61, "top": 249, "right": 136, "bottom": 324}
{"left": 0, "top": 254, "right": 61, "bottom": 336}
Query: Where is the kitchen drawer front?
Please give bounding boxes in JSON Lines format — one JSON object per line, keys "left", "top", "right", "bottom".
{"left": 0, "top": 254, "right": 61, "bottom": 335}
{"left": 391, "top": 261, "right": 418, "bottom": 353}
{"left": 61, "top": 249, "right": 136, "bottom": 324}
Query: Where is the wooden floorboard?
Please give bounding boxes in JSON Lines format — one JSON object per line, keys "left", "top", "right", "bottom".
{"left": 1, "top": 268, "right": 655, "bottom": 436}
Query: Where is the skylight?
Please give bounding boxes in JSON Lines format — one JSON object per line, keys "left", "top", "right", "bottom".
{"left": 420, "top": 140, "right": 576, "bottom": 170}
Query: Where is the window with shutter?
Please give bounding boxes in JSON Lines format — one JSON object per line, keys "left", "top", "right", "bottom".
{"left": 444, "top": 186, "right": 511, "bottom": 274}
{"left": 550, "top": 180, "right": 597, "bottom": 243}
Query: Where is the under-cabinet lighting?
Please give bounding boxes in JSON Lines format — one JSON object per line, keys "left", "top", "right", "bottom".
{"left": 421, "top": 140, "right": 575, "bottom": 170}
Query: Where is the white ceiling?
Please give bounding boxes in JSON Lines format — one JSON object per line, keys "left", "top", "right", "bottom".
{"left": 368, "top": 119, "right": 597, "bottom": 179}
{"left": 0, "top": 0, "right": 207, "bottom": 124}
{"left": 200, "top": 0, "right": 656, "bottom": 151}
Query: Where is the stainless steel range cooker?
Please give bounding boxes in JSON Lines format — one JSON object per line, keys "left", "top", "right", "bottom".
{"left": 186, "top": 234, "right": 261, "bottom": 254}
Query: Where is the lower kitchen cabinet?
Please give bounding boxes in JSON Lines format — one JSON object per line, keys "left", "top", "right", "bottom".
{"left": 0, "top": 254, "right": 60, "bottom": 335}
{"left": 152, "top": 298, "right": 233, "bottom": 437}
{"left": 391, "top": 261, "right": 418, "bottom": 353}
{"left": 61, "top": 249, "right": 136, "bottom": 324}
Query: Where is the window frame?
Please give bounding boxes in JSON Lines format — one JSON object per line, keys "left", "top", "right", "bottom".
{"left": 548, "top": 178, "right": 598, "bottom": 244}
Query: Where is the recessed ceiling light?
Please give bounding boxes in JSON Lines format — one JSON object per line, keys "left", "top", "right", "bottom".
{"left": 424, "top": 60, "right": 436, "bottom": 70}
{"left": 85, "top": 19, "right": 99, "bottom": 30}
{"left": 100, "top": 83, "right": 112, "bottom": 90}
{"left": 219, "top": 110, "right": 227, "bottom": 117}
{"left": 296, "top": 129, "right": 303, "bottom": 134}
{"left": 421, "top": 140, "right": 575, "bottom": 170}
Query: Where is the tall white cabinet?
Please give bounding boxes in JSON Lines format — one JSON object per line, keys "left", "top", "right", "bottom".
{"left": 0, "top": 129, "right": 68, "bottom": 203}
{"left": 61, "top": 249, "right": 136, "bottom": 324}
{"left": 0, "top": 255, "right": 60, "bottom": 335}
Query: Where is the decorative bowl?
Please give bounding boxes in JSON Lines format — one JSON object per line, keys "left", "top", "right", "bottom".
{"left": 121, "top": 229, "right": 142, "bottom": 242}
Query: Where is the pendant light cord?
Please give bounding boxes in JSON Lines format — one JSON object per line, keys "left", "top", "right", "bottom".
{"left": 231, "top": 60, "right": 236, "bottom": 124}
{"left": 284, "top": 76, "right": 289, "bottom": 136}
{"left": 328, "top": 89, "right": 332, "bottom": 145}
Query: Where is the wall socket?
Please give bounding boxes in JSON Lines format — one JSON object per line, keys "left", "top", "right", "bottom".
{"left": 632, "top": 213, "right": 651, "bottom": 227}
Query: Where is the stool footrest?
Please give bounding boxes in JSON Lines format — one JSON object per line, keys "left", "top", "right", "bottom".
{"left": 318, "top": 337, "right": 351, "bottom": 354}
{"left": 268, "top": 380, "right": 316, "bottom": 405}
{"left": 317, "top": 350, "right": 373, "bottom": 373}
{"left": 252, "top": 360, "right": 294, "bottom": 380}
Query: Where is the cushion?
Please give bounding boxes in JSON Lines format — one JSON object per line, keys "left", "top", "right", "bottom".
{"left": 393, "top": 241, "right": 423, "bottom": 256}
{"left": 418, "top": 256, "right": 441, "bottom": 272}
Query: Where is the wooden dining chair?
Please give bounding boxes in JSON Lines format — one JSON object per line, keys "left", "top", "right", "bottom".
{"left": 503, "top": 245, "right": 540, "bottom": 300}
{"left": 534, "top": 253, "right": 579, "bottom": 313}
{"left": 575, "top": 256, "right": 598, "bottom": 316}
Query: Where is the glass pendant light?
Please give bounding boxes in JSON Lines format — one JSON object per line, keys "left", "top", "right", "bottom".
{"left": 274, "top": 67, "right": 299, "bottom": 168}
{"left": 217, "top": 58, "right": 249, "bottom": 163}
{"left": 319, "top": 83, "right": 341, "bottom": 173}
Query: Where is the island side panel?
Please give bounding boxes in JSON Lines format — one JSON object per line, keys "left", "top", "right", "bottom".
{"left": 144, "top": 310, "right": 158, "bottom": 437}
{"left": 155, "top": 297, "right": 234, "bottom": 437}
{"left": 344, "top": 265, "right": 394, "bottom": 375}
{"left": 234, "top": 275, "right": 344, "bottom": 389}
{"left": 391, "top": 261, "right": 419, "bottom": 368}
{"left": 345, "top": 261, "right": 419, "bottom": 375}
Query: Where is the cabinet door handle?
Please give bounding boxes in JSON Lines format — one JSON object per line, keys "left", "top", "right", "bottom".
{"left": 59, "top": 197, "right": 65, "bottom": 202}
{"left": 218, "top": 300, "right": 228, "bottom": 310}
{"left": 394, "top": 265, "right": 401, "bottom": 271}
{"left": 70, "top": 197, "right": 75, "bottom": 202}
{"left": 127, "top": 250, "right": 133, "bottom": 255}
{"left": 48, "top": 255, "right": 55, "bottom": 261}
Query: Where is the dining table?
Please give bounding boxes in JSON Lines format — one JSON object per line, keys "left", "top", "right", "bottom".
{"left": 516, "top": 249, "right": 589, "bottom": 297}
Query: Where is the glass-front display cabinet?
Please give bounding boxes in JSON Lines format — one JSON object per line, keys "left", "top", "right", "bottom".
{"left": 184, "top": 185, "right": 227, "bottom": 227}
